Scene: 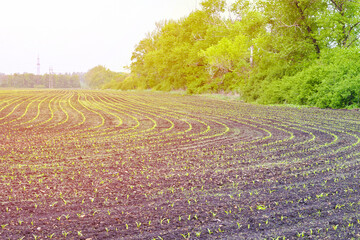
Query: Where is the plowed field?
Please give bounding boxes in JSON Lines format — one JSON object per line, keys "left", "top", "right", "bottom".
{"left": 0, "top": 89, "right": 359, "bottom": 239}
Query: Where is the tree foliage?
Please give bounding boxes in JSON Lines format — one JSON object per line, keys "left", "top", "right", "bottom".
{"left": 111, "top": 0, "right": 360, "bottom": 109}
{"left": 84, "top": 65, "right": 128, "bottom": 89}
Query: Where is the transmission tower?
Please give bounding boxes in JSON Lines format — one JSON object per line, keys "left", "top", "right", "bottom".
{"left": 37, "top": 56, "right": 40, "bottom": 75}
{"left": 49, "top": 66, "right": 54, "bottom": 88}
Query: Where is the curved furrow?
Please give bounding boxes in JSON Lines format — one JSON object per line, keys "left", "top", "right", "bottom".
{"left": 0, "top": 94, "right": 45, "bottom": 127}
{"left": 0, "top": 94, "right": 37, "bottom": 122}
{"left": 45, "top": 91, "right": 73, "bottom": 129}
{"left": 29, "top": 91, "right": 64, "bottom": 128}
{"left": 104, "top": 93, "right": 231, "bottom": 151}
{"left": 1, "top": 90, "right": 360, "bottom": 240}
{"left": 19, "top": 95, "right": 51, "bottom": 128}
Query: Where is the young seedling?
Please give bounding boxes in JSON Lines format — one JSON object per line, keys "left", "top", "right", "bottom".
{"left": 237, "top": 222, "right": 242, "bottom": 229}
{"left": 48, "top": 233, "right": 55, "bottom": 239}
{"left": 32, "top": 235, "right": 39, "bottom": 240}
{"left": 297, "top": 232, "right": 305, "bottom": 238}
{"left": 62, "top": 231, "right": 71, "bottom": 237}
{"left": 181, "top": 233, "right": 190, "bottom": 239}
{"left": 256, "top": 205, "right": 267, "bottom": 210}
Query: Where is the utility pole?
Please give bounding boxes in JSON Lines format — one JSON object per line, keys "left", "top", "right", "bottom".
{"left": 49, "top": 66, "right": 54, "bottom": 88}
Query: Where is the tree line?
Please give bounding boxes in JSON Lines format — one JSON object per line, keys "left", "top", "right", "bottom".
{"left": 112, "top": 0, "right": 360, "bottom": 109}
{"left": 0, "top": 65, "right": 129, "bottom": 90}
{"left": 0, "top": 73, "right": 82, "bottom": 89}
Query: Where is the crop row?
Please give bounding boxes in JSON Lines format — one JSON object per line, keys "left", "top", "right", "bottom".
{"left": 0, "top": 90, "right": 359, "bottom": 239}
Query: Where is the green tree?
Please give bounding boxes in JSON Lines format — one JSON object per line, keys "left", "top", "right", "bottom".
{"left": 121, "top": 0, "right": 360, "bottom": 109}
{"left": 321, "top": 0, "right": 360, "bottom": 48}
{"left": 84, "top": 65, "right": 118, "bottom": 89}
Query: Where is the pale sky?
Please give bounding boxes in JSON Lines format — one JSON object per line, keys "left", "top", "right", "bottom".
{"left": 0, "top": 0, "right": 205, "bottom": 74}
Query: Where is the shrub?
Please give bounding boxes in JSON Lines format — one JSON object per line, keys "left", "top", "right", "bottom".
{"left": 260, "top": 47, "right": 360, "bottom": 108}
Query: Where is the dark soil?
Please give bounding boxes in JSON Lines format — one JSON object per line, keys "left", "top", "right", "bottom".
{"left": 0, "top": 90, "right": 359, "bottom": 239}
